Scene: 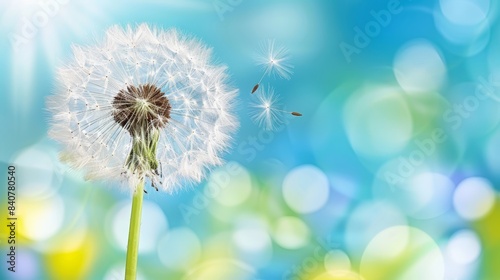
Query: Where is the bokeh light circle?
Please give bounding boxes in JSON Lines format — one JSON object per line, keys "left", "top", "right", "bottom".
{"left": 439, "top": 0, "right": 490, "bottom": 26}
{"left": 232, "top": 214, "right": 272, "bottom": 267}
{"left": 435, "top": 13, "right": 490, "bottom": 55}
{"left": 453, "top": 177, "right": 496, "bottom": 220}
{"left": 393, "top": 40, "right": 446, "bottom": 93}
{"left": 273, "top": 216, "right": 310, "bottom": 249}
{"left": 20, "top": 195, "right": 65, "bottom": 241}
{"left": 360, "top": 226, "right": 444, "bottom": 280}
{"left": 13, "top": 144, "right": 60, "bottom": 199}
{"left": 158, "top": 227, "right": 201, "bottom": 270}
{"left": 343, "top": 86, "right": 413, "bottom": 158}
{"left": 446, "top": 230, "right": 482, "bottom": 265}
{"left": 345, "top": 201, "right": 408, "bottom": 260}
{"left": 184, "top": 259, "right": 256, "bottom": 280}
{"left": 282, "top": 165, "right": 330, "bottom": 213}
{"left": 313, "top": 271, "right": 365, "bottom": 280}
{"left": 324, "top": 249, "right": 351, "bottom": 274}
{"left": 209, "top": 162, "right": 252, "bottom": 207}
{"left": 374, "top": 172, "right": 454, "bottom": 219}
{"left": 10, "top": 249, "right": 39, "bottom": 279}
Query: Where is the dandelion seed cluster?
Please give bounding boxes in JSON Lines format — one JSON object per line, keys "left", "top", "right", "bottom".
{"left": 250, "top": 40, "right": 300, "bottom": 131}
{"left": 48, "top": 24, "right": 239, "bottom": 192}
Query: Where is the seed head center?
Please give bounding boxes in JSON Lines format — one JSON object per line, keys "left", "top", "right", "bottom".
{"left": 112, "top": 84, "right": 171, "bottom": 136}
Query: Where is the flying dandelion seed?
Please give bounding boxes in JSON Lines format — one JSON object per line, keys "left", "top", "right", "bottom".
{"left": 249, "top": 85, "right": 301, "bottom": 131}
{"left": 47, "top": 24, "right": 239, "bottom": 193}
{"left": 249, "top": 85, "right": 283, "bottom": 131}
{"left": 251, "top": 39, "right": 294, "bottom": 93}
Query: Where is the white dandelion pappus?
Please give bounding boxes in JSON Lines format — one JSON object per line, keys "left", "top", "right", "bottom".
{"left": 47, "top": 24, "right": 239, "bottom": 193}
{"left": 251, "top": 39, "right": 293, "bottom": 94}
{"left": 256, "top": 39, "right": 293, "bottom": 80}
{"left": 249, "top": 85, "right": 286, "bottom": 131}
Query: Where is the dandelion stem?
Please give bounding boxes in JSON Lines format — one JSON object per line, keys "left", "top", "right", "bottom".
{"left": 125, "top": 180, "right": 144, "bottom": 280}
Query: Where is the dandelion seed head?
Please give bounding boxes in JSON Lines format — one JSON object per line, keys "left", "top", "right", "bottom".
{"left": 48, "top": 24, "right": 239, "bottom": 192}
{"left": 249, "top": 85, "right": 285, "bottom": 131}
{"left": 255, "top": 39, "right": 294, "bottom": 80}
{"left": 112, "top": 84, "right": 172, "bottom": 135}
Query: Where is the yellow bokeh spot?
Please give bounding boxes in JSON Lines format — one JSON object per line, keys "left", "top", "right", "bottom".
{"left": 44, "top": 232, "right": 97, "bottom": 280}
{"left": 185, "top": 259, "right": 255, "bottom": 280}
{"left": 313, "top": 271, "right": 365, "bottom": 280}
{"left": 474, "top": 197, "right": 500, "bottom": 278}
{"left": 18, "top": 195, "right": 65, "bottom": 242}
{"left": 359, "top": 226, "right": 444, "bottom": 280}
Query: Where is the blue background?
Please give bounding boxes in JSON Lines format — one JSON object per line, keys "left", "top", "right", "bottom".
{"left": 1, "top": 0, "right": 500, "bottom": 279}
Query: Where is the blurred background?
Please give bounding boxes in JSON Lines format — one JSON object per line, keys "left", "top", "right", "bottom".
{"left": 1, "top": 0, "right": 500, "bottom": 279}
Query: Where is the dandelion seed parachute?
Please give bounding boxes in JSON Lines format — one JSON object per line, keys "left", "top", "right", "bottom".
{"left": 47, "top": 24, "right": 239, "bottom": 192}
{"left": 251, "top": 39, "right": 293, "bottom": 94}
{"left": 249, "top": 85, "right": 286, "bottom": 131}
{"left": 255, "top": 39, "right": 294, "bottom": 80}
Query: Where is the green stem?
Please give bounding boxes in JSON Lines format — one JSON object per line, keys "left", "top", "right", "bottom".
{"left": 125, "top": 181, "right": 144, "bottom": 280}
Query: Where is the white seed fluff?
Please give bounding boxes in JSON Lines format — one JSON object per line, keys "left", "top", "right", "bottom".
{"left": 255, "top": 39, "right": 294, "bottom": 80}
{"left": 249, "top": 85, "right": 285, "bottom": 131}
{"left": 47, "top": 24, "right": 239, "bottom": 192}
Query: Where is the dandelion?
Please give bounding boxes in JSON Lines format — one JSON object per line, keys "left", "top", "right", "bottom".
{"left": 251, "top": 39, "right": 293, "bottom": 93}
{"left": 250, "top": 85, "right": 301, "bottom": 131}
{"left": 47, "top": 24, "right": 238, "bottom": 279}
